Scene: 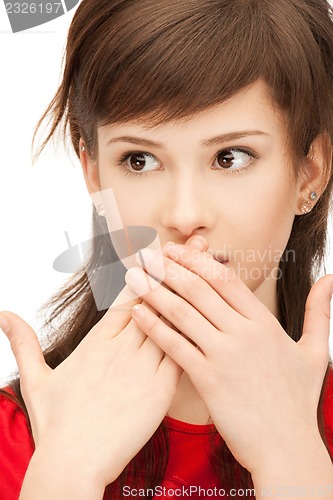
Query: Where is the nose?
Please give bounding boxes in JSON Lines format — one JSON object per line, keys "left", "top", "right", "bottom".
{"left": 161, "top": 173, "right": 216, "bottom": 237}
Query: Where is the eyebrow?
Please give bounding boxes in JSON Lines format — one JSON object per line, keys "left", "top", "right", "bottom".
{"left": 106, "top": 130, "right": 270, "bottom": 149}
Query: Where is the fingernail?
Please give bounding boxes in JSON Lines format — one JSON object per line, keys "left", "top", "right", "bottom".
{"left": 132, "top": 305, "right": 145, "bottom": 319}
{"left": 162, "top": 242, "right": 176, "bottom": 254}
{"left": 167, "top": 244, "right": 186, "bottom": 258}
{"left": 136, "top": 248, "right": 157, "bottom": 265}
{"left": 0, "top": 314, "right": 10, "bottom": 334}
{"left": 125, "top": 268, "right": 152, "bottom": 296}
{"left": 125, "top": 268, "right": 145, "bottom": 286}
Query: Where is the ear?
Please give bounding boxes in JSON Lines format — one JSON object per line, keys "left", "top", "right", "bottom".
{"left": 295, "top": 132, "right": 332, "bottom": 215}
{"left": 79, "top": 139, "right": 106, "bottom": 211}
{"left": 79, "top": 139, "right": 101, "bottom": 195}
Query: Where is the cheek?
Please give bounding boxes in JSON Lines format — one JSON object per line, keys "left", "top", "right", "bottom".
{"left": 231, "top": 165, "right": 296, "bottom": 240}
{"left": 113, "top": 193, "right": 156, "bottom": 228}
{"left": 98, "top": 171, "right": 146, "bottom": 225}
{"left": 226, "top": 171, "right": 296, "bottom": 286}
{"left": 101, "top": 183, "right": 159, "bottom": 262}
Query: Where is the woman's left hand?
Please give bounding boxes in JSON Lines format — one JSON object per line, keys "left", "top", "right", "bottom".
{"left": 125, "top": 244, "right": 333, "bottom": 475}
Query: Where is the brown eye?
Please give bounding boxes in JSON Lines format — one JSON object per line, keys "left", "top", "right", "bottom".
{"left": 124, "top": 152, "right": 160, "bottom": 173}
{"left": 216, "top": 148, "right": 252, "bottom": 171}
{"left": 217, "top": 150, "right": 234, "bottom": 169}
{"left": 128, "top": 153, "right": 147, "bottom": 171}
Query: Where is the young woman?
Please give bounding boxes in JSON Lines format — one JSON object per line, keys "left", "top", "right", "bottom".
{"left": 1, "top": 0, "right": 333, "bottom": 498}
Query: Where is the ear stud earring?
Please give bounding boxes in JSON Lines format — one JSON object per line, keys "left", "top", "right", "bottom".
{"left": 96, "top": 204, "right": 106, "bottom": 217}
{"left": 300, "top": 191, "right": 318, "bottom": 214}
{"left": 301, "top": 200, "right": 312, "bottom": 214}
{"left": 80, "top": 144, "right": 86, "bottom": 152}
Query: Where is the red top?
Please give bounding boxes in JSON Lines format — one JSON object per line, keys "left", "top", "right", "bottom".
{"left": 1, "top": 376, "right": 333, "bottom": 500}
{"left": 155, "top": 415, "right": 220, "bottom": 498}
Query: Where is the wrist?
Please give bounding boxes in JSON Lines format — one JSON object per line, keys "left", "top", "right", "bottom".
{"left": 20, "top": 447, "right": 106, "bottom": 500}
{"left": 250, "top": 425, "right": 323, "bottom": 473}
{"left": 251, "top": 432, "right": 333, "bottom": 498}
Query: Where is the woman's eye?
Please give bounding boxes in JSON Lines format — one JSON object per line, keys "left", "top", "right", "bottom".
{"left": 214, "top": 148, "right": 253, "bottom": 172}
{"left": 120, "top": 152, "right": 160, "bottom": 173}
{"left": 117, "top": 147, "right": 256, "bottom": 177}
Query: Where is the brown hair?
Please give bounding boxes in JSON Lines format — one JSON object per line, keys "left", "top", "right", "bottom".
{"left": 2, "top": 0, "right": 333, "bottom": 497}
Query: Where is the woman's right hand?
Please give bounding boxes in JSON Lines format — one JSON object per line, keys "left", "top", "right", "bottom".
{"left": 0, "top": 289, "right": 182, "bottom": 492}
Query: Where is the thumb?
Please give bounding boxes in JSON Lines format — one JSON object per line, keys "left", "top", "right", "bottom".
{"left": 299, "top": 274, "right": 333, "bottom": 357}
{"left": 0, "top": 311, "right": 48, "bottom": 385}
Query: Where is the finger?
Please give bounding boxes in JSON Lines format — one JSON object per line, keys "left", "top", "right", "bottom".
{"left": 184, "top": 235, "right": 208, "bottom": 251}
{"left": 161, "top": 235, "right": 208, "bottom": 257}
{"left": 160, "top": 314, "right": 180, "bottom": 333}
{"left": 299, "top": 274, "right": 333, "bottom": 362}
{"left": 142, "top": 300, "right": 160, "bottom": 316}
{"left": 120, "top": 300, "right": 159, "bottom": 347}
{"left": 123, "top": 297, "right": 181, "bottom": 360}
{"left": 94, "top": 284, "right": 143, "bottom": 338}
{"left": 110, "top": 283, "right": 142, "bottom": 310}
{"left": 166, "top": 245, "right": 270, "bottom": 321}
{"left": 0, "top": 311, "right": 49, "bottom": 387}
{"left": 138, "top": 336, "right": 166, "bottom": 364}
{"left": 132, "top": 304, "right": 204, "bottom": 373}
{"left": 138, "top": 308, "right": 180, "bottom": 362}
{"left": 133, "top": 249, "right": 243, "bottom": 333}
{"left": 126, "top": 267, "right": 218, "bottom": 353}
{"left": 157, "top": 354, "right": 183, "bottom": 387}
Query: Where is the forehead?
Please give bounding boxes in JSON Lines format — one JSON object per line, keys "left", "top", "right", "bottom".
{"left": 98, "top": 80, "right": 286, "bottom": 146}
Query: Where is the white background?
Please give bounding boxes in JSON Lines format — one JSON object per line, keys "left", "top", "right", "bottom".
{"left": 0, "top": 2, "right": 332, "bottom": 386}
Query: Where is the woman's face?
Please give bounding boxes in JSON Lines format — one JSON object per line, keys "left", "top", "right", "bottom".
{"left": 83, "top": 80, "right": 305, "bottom": 316}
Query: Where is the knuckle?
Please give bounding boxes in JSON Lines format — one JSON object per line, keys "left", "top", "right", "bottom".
{"left": 171, "top": 302, "right": 190, "bottom": 325}
{"left": 305, "top": 303, "right": 330, "bottom": 321}
{"left": 10, "top": 336, "right": 24, "bottom": 357}
{"left": 165, "top": 334, "right": 182, "bottom": 354}
{"left": 216, "top": 265, "right": 237, "bottom": 286}
{"left": 185, "top": 276, "right": 206, "bottom": 298}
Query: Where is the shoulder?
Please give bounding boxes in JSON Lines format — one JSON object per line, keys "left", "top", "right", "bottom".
{"left": 0, "top": 387, "right": 35, "bottom": 498}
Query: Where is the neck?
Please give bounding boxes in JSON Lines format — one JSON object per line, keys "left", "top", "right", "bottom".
{"left": 167, "top": 372, "right": 211, "bottom": 424}
{"left": 253, "top": 274, "right": 279, "bottom": 319}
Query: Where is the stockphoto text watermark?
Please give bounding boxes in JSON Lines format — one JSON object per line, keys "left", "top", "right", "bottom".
{"left": 52, "top": 232, "right": 297, "bottom": 311}
{"left": 122, "top": 485, "right": 256, "bottom": 497}
{"left": 122, "top": 483, "right": 333, "bottom": 497}
{"left": 2, "top": 0, "right": 81, "bottom": 33}
{"left": 140, "top": 245, "right": 297, "bottom": 284}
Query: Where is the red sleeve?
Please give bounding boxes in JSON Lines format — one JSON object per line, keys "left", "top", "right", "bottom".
{"left": 0, "top": 388, "right": 35, "bottom": 500}
{"left": 323, "top": 367, "right": 333, "bottom": 458}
